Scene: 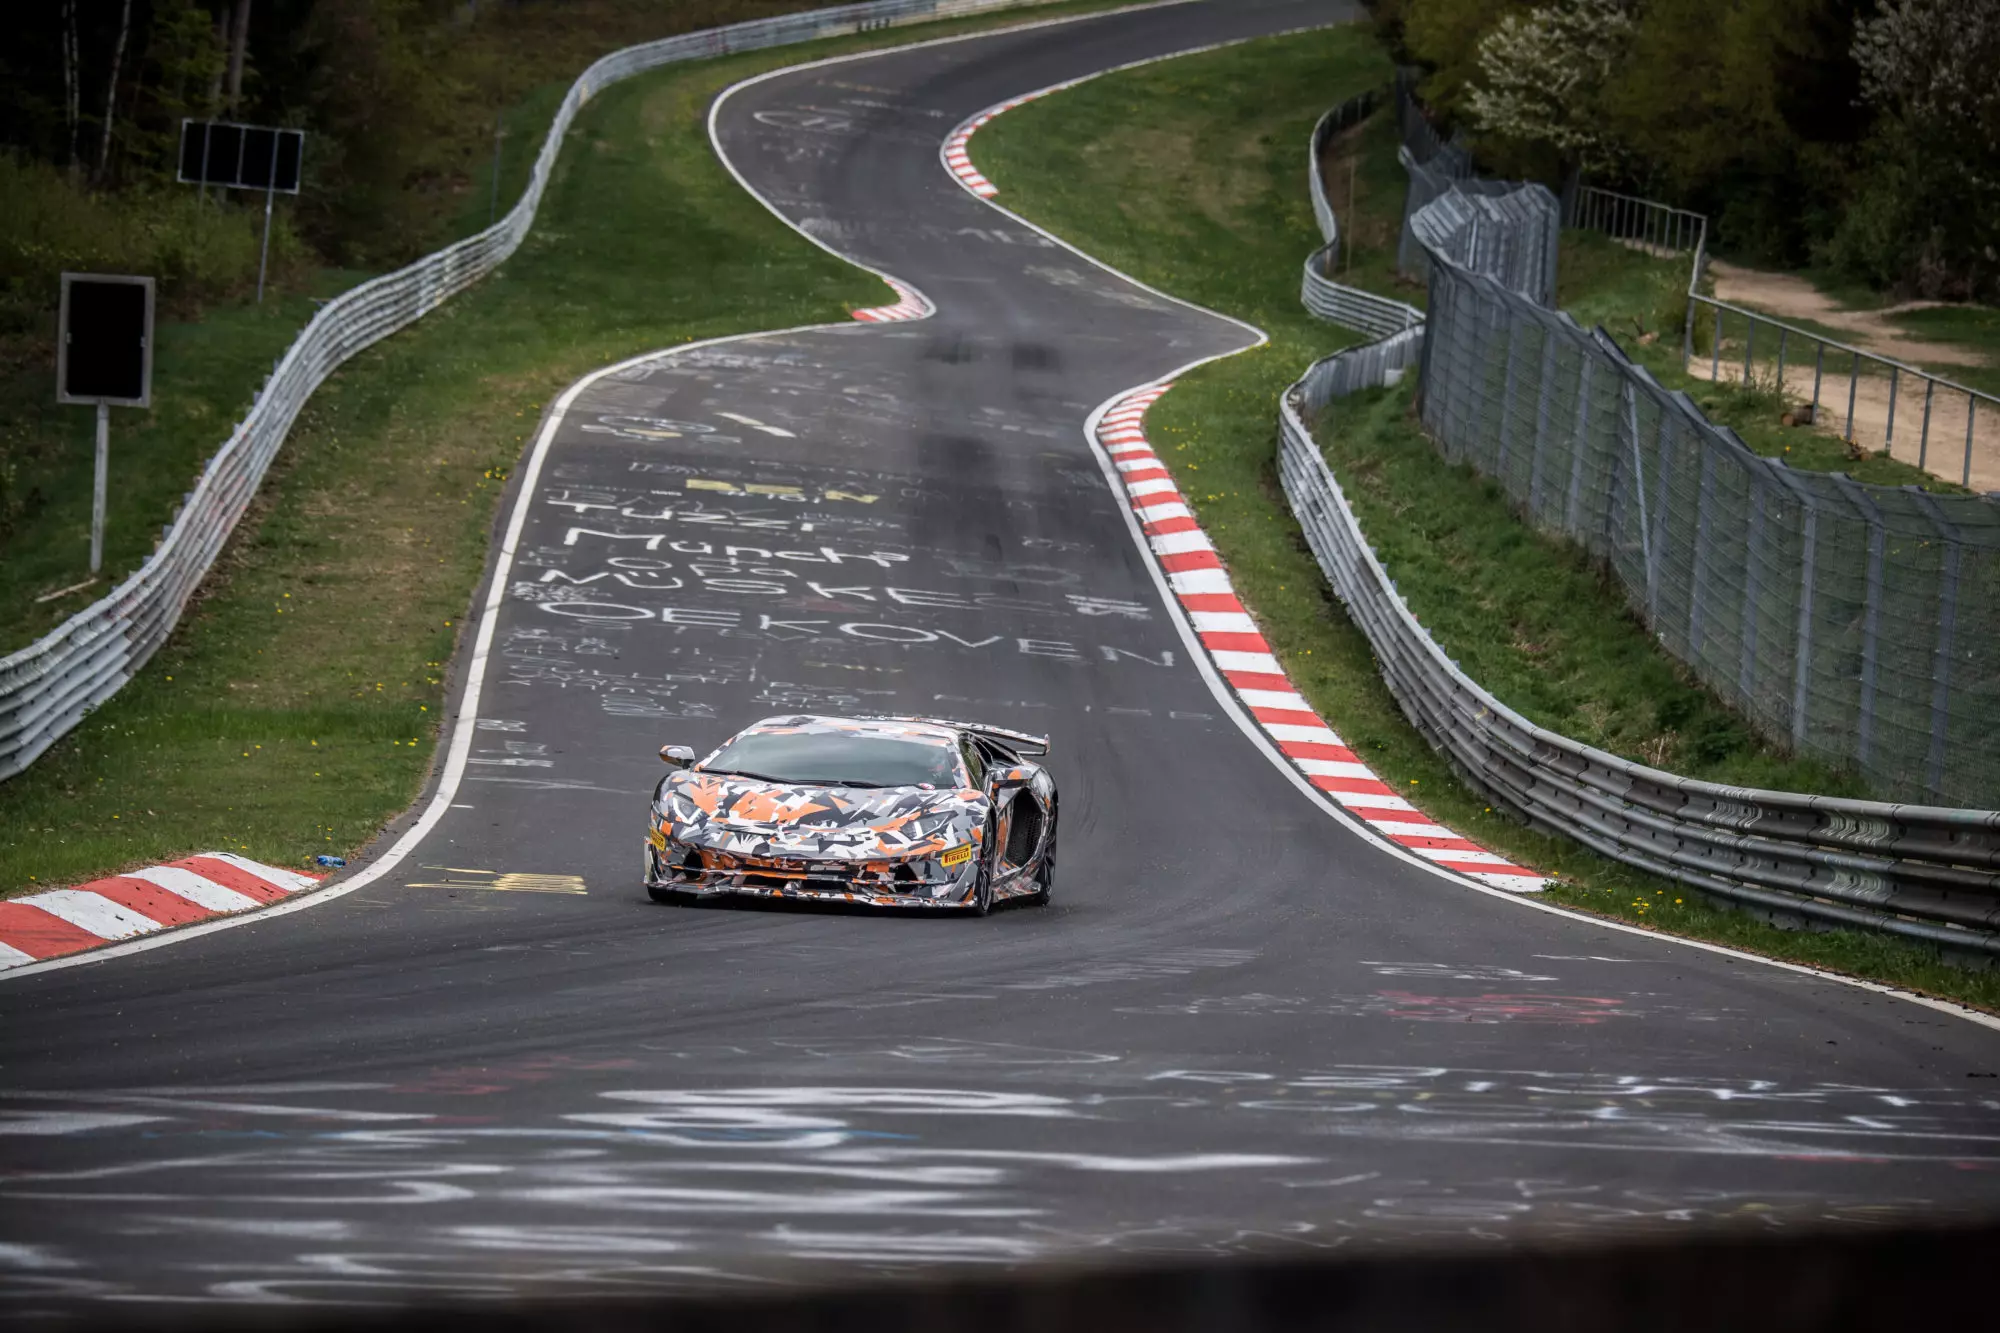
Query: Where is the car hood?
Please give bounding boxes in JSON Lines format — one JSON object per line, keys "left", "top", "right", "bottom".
{"left": 659, "top": 770, "right": 987, "bottom": 861}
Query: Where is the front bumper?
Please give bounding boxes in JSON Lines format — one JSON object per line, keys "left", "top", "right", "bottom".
{"left": 645, "top": 839, "right": 978, "bottom": 909}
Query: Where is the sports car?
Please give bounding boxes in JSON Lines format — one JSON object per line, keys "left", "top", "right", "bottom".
{"left": 644, "top": 715, "right": 1057, "bottom": 913}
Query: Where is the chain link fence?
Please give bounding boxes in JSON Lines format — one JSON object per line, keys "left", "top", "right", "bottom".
{"left": 1359, "top": 77, "right": 2000, "bottom": 808}
{"left": 1283, "top": 351, "right": 2000, "bottom": 954}
{"left": 1297, "top": 75, "right": 1997, "bottom": 843}
{"left": 1283, "top": 83, "right": 2000, "bottom": 944}
{"left": 0, "top": 0, "right": 1066, "bottom": 783}
{"left": 1415, "top": 262, "right": 2000, "bottom": 806}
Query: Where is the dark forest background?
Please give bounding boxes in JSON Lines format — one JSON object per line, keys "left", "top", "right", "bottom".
{"left": 1373, "top": 0, "right": 1998, "bottom": 301}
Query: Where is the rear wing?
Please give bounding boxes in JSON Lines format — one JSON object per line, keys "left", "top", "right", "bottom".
{"left": 876, "top": 716, "right": 1050, "bottom": 757}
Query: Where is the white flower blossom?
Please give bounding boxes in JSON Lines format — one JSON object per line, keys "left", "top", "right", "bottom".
{"left": 1465, "top": 0, "right": 1636, "bottom": 174}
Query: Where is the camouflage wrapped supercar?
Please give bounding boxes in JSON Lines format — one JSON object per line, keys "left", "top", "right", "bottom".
{"left": 644, "top": 715, "right": 1057, "bottom": 913}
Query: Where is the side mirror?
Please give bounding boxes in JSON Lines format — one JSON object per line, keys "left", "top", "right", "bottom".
{"left": 660, "top": 745, "right": 695, "bottom": 768}
{"left": 987, "top": 764, "right": 1032, "bottom": 793}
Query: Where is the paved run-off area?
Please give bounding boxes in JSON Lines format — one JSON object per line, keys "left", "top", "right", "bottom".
{"left": 1, "top": 0, "right": 1997, "bottom": 1315}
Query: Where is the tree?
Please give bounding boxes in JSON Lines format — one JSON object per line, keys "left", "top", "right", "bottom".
{"left": 95, "top": 0, "right": 135, "bottom": 182}
{"left": 1835, "top": 0, "right": 2000, "bottom": 297}
{"left": 1464, "top": 0, "right": 1636, "bottom": 177}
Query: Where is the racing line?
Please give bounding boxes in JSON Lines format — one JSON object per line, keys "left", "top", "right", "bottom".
{"left": 1, "top": 0, "right": 1996, "bottom": 1313}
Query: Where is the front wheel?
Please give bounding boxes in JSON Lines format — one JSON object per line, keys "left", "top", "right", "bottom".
{"left": 971, "top": 813, "right": 997, "bottom": 916}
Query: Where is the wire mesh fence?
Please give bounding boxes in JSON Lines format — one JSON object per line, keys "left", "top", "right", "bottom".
{"left": 1285, "top": 86, "right": 2000, "bottom": 940}
{"left": 1306, "top": 74, "right": 2000, "bottom": 810}
{"left": 0, "top": 0, "right": 1070, "bottom": 784}
{"left": 1415, "top": 262, "right": 2000, "bottom": 806}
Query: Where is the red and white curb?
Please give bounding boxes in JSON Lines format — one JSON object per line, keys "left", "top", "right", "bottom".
{"left": 1099, "top": 386, "right": 1547, "bottom": 891}
{"left": 851, "top": 275, "right": 934, "bottom": 323}
{"left": 942, "top": 92, "right": 1049, "bottom": 197}
{"left": 0, "top": 855, "right": 321, "bottom": 970}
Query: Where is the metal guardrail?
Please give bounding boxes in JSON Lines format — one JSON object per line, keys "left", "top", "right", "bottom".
{"left": 0, "top": 0, "right": 1064, "bottom": 783}
{"left": 1281, "top": 354, "right": 2000, "bottom": 955}
{"left": 1301, "top": 91, "right": 1423, "bottom": 340}
{"left": 1565, "top": 182, "right": 1707, "bottom": 259}
{"left": 1284, "top": 85, "right": 2000, "bottom": 948}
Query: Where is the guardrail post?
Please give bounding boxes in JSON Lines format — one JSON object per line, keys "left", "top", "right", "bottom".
{"left": 1833, "top": 477, "right": 1886, "bottom": 771}
{"left": 1813, "top": 340, "right": 1824, "bottom": 418}
{"left": 1919, "top": 379, "right": 1934, "bottom": 470}
{"left": 1530, "top": 325, "right": 1557, "bottom": 513}
{"left": 1565, "top": 347, "right": 1595, "bottom": 535}
{"left": 1846, "top": 351, "right": 1860, "bottom": 444}
{"left": 1912, "top": 490, "right": 1960, "bottom": 798}
{"left": 1789, "top": 492, "right": 1818, "bottom": 751}
{"left": 1965, "top": 398, "right": 1976, "bottom": 487}
{"left": 1738, "top": 472, "right": 1766, "bottom": 703}
{"left": 1712, "top": 305, "right": 1722, "bottom": 383}
{"left": 1886, "top": 367, "right": 1900, "bottom": 458}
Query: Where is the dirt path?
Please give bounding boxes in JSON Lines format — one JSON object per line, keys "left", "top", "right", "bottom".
{"left": 1693, "top": 261, "right": 1999, "bottom": 491}
{"left": 1707, "top": 260, "right": 1986, "bottom": 368}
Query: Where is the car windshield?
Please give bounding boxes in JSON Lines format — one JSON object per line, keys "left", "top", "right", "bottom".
{"left": 702, "top": 730, "right": 964, "bottom": 788}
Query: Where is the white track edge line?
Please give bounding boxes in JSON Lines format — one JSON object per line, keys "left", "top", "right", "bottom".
{"left": 944, "top": 43, "right": 2000, "bottom": 1034}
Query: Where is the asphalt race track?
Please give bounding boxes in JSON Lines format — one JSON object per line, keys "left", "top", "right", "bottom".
{"left": 3, "top": 0, "right": 1998, "bottom": 1316}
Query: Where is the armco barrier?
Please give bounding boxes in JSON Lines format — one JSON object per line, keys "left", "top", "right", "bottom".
{"left": 1282, "top": 351, "right": 2000, "bottom": 954}
{"left": 1301, "top": 91, "right": 1423, "bottom": 340}
{"left": 0, "top": 0, "right": 1062, "bottom": 783}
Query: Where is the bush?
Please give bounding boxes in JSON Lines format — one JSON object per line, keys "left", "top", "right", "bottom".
{"left": 0, "top": 152, "right": 310, "bottom": 338}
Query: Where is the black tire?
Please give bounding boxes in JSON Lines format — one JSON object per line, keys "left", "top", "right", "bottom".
{"left": 972, "top": 812, "right": 997, "bottom": 916}
{"left": 1025, "top": 816, "right": 1056, "bottom": 906}
{"left": 647, "top": 885, "right": 684, "bottom": 905}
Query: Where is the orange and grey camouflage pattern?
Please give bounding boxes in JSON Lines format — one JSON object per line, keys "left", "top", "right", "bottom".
{"left": 645, "top": 715, "right": 1056, "bottom": 910}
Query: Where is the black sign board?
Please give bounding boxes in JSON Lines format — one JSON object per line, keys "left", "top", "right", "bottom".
{"left": 176, "top": 120, "right": 304, "bottom": 193}
{"left": 58, "top": 274, "right": 154, "bottom": 407}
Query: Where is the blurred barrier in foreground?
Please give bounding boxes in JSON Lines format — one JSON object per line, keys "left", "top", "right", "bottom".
{"left": 79, "top": 1220, "right": 2000, "bottom": 1333}
{"left": 0, "top": 0, "right": 1064, "bottom": 783}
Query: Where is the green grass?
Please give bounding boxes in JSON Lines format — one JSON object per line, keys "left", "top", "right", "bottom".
{"left": 1316, "top": 379, "right": 1862, "bottom": 793}
{"left": 1887, "top": 305, "right": 2000, "bottom": 399}
{"left": 0, "top": 268, "right": 370, "bottom": 652}
{"left": 0, "top": 0, "right": 1141, "bottom": 897}
{"left": 972, "top": 26, "right": 2000, "bottom": 1008}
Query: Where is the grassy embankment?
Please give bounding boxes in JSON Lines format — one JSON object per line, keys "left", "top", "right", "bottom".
{"left": 0, "top": 0, "right": 1141, "bottom": 896}
{"left": 971, "top": 25, "right": 2000, "bottom": 1008}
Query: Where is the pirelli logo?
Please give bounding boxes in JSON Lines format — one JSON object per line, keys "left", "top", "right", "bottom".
{"left": 940, "top": 845, "right": 973, "bottom": 869}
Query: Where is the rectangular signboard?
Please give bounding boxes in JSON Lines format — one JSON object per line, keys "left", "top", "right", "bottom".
{"left": 176, "top": 120, "right": 304, "bottom": 193}
{"left": 58, "top": 274, "right": 155, "bottom": 407}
